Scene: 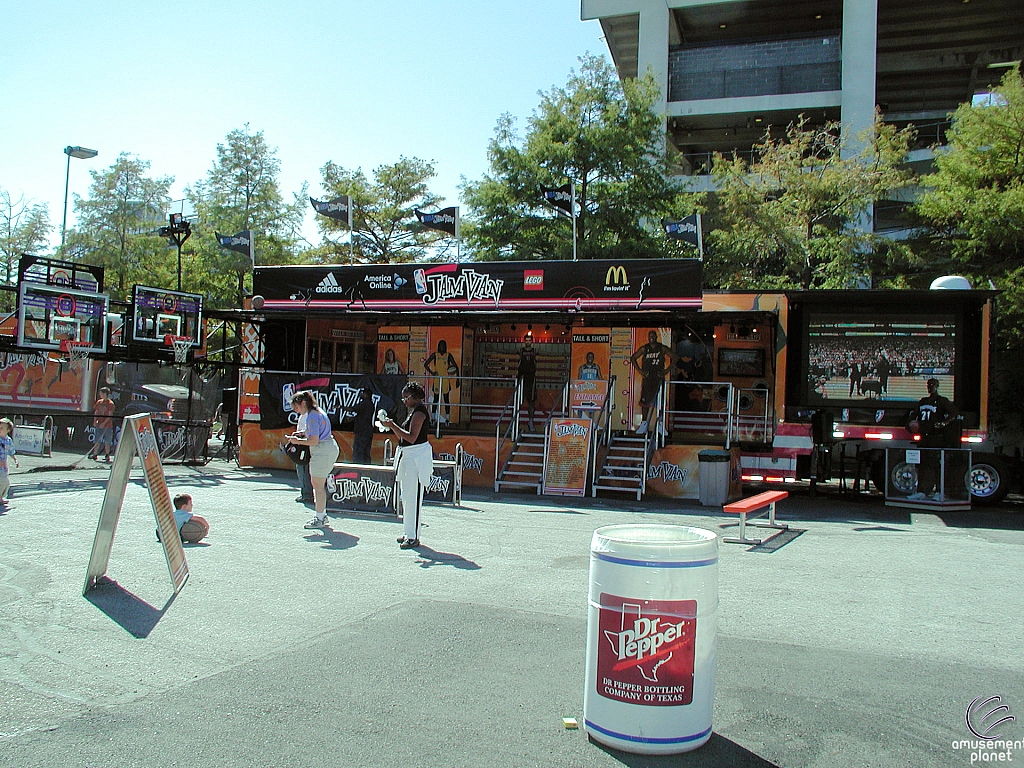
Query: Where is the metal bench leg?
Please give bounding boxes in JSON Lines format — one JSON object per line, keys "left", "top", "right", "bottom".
{"left": 749, "top": 501, "right": 789, "bottom": 531}
{"left": 724, "top": 511, "right": 763, "bottom": 545}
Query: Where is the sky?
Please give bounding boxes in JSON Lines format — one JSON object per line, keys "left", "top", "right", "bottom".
{"left": 2, "top": 0, "right": 607, "bottom": 251}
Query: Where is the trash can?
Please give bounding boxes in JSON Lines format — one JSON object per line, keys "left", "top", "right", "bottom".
{"left": 584, "top": 524, "right": 719, "bottom": 754}
{"left": 697, "top": 450, "right": 732, "bottom": 506}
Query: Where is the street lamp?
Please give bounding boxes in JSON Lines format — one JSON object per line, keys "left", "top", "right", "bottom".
{"left": 159, "top": 213, "right": 192, "bottom": 291}
{"left": 61, "top": 145, "right": 98, "bottom": 249}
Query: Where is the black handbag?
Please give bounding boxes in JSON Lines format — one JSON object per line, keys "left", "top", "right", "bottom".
{"left": 284, "top": 442, "right": 311, "bottom": 465}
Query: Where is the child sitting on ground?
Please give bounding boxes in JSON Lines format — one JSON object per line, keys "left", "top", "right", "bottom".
{"left": 156, "top": 492, "right": 210, "bottom": 544}
{"left": 0, "top": 418, "right": 20, "bottom": 507}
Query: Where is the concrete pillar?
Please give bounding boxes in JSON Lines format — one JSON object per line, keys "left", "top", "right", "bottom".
{"left": 840, "top": 0, "right": 878, "bottom": 155}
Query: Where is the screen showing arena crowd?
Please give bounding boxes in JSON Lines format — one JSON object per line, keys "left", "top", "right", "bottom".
{"left": 805, "top": 313, "right": 957, "bottom": 405}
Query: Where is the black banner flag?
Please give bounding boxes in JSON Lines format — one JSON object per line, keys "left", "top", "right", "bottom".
{"left": 310, "top": 196, "right": 353, "bottom": 226}
{"left": 414, "top": 206, "right": 460, "bottom": 238}
{"left": 541, "top": 183, "right": 574, "bottom": 215}
{"left": 216, "top": 230, "right": 253, "bottom": 263}
{"left": 662, "top": 214, "right": 702, "bottom": 252}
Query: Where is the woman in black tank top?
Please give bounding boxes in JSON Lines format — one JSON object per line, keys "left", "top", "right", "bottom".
{"left": 379, "top": 382, "right": 433, "bottom": 548}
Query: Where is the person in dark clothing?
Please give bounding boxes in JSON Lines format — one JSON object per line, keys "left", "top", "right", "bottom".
{"left": 351, "top": 389, "right": 375, "bottom": 464}
{"left": 877, "top": 356, "right": 892, "bottom": 394}
{"left": 908, "top": 378, "right": 960, "bottom": 500}
{"left": 849, "top": 362, "right": 862, "bottom": 396}
{"left": 517, "top": 334, "right": 539, "bottom": 431}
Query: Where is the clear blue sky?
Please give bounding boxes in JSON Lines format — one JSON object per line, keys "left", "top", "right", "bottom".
{"left": 2, "top": 0, "right": 606, "bottom": 250}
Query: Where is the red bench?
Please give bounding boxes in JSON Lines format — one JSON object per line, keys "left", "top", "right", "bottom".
{"left": 722, "top": 490, "right": 789, "bottom": 545}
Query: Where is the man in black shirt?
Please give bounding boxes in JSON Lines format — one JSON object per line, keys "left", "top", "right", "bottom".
{"left": 517, "top": 335, "right": 539, "bottom": 431}
{"left": 351, "top": 389, "right": 375, "bottom": 464}
{"left": 908, "top": 378, "right": 960, "bottom": 500}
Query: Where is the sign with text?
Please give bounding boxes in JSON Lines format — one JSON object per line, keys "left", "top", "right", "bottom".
{"left": 543, "top": 418, "right": 593, "bottom": 496}
{"left": 83, "top": 413, "right": 188, "bottom": 595}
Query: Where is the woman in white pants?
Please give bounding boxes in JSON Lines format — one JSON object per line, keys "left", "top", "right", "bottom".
{"left": 380, "top": 382, "right": 433, "bottom": 549}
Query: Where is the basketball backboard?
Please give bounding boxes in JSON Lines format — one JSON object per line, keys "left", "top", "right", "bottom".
{"left": 19, "top": 255, "right": 103, "bottom": 293}
{"left": 17, "top": 282, "right": 109, "bottom": 353}
{"left": 130, "top": 286, "right": 203, "bottom": 348}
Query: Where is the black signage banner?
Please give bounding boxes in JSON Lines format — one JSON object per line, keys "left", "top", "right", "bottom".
{"left": 254, "top": 259, "right": 701, "bottom": 313}
{"left": 311, "top": 196, "right": 352, "bottom": 225}
{"left": 662, "top": 215, "right": 701, "bottom": 248}
{"left": 259, "top": 372, "right": 409, "bottom": 431}
{"left": 541, "top": 183, "right": 574, "bottom": 215}
{"left": 414, "top": 206, "right": 459, "bottom": 237}
{"left": 216, "top": 230, "right": 253, "bottom": 258}
{"left": 325, "top": 462, "right": 456, "bottom": 513}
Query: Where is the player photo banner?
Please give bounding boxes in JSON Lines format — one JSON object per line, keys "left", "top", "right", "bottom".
{"left": 254, "top": 259, "right": 701, "bottom": 312}
{"left": 541, "top": 183, "right": 574, "bottom": 215}
{"left": 662, "top": 214, "right": 701, "bottom": 248}
{"left": 310, "top": 196, "right": 353, "bottom": 226}
{"left": 216, "top": 230, "right": 253, "bottom": 259}
{"left": 414, "top": 206, "right": 459, "bottom": 238}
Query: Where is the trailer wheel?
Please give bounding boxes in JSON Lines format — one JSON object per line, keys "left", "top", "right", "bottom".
{"left": 967, "top": 460, "right": 1010, "bottom": 505}
{"left": 888, "top": 461, "right": 918, "bottom": 495}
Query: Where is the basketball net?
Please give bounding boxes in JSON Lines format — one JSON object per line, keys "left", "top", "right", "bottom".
{"left": 168, "top": 336, "right": 192, "bottom": 365}
{"left": 60, "top": 340, "right": 92, "bottom": 372}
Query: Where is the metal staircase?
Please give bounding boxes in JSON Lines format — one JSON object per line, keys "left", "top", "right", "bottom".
{"left": 494, "top": 431, "right": 545, "bottom": 493}
{"left": 592, "top": 432, "right": 649, "bottom": 500}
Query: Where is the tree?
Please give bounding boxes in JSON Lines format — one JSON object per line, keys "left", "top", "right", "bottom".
{"left": 316, "top": 156, "right": 448, "bottom": 264}
{"left": 704, "top": 114, "right": 915, "bottom": 289}
{"left": 187, "top": 126, "right": 307, "bottom": 307}
{"left": 0, "top": 190, "right": 51, "bottom": 284}
{"left": 69, "top": 154, "right": 172, "bottom": 299}
{"left": 916, "top": 67, "right": 1024, "bottom": 345}
{"left": 462, "top": 54, "right": 683, "bottom": 261}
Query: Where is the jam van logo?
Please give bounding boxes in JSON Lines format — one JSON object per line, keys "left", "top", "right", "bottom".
{"left": 329, "top": 474, "right": 393, "bottom": 505}
{"left": 437, "top": 451, "right": 484, "bottom": 473}
{"left": 554, "top": 422, "right": 589, "bottom": 438}
{"left": 597, "top": 594, "right": 696, "bottom": 706}
{"left": 420, "top": 265, "right": 503, "bottom": 307}
{"left": 134, "top": 423, "right": 159, "bottom": 459}
{"left": 648, "top": 461, "right": 687, "bottom": 484}
{"left": 427, "top": 474, "right": 450, "bottom": 496}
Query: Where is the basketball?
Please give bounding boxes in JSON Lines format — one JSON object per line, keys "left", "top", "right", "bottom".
{"left": 907, "top": 420, "right": 920, "bottom": 434}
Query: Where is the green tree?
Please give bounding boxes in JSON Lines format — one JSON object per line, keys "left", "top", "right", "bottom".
{"left": 69, "top": 154, "right": 172, "bottom": 299}
{"left": 462, "top": 54, "right": 682, "bottom": 261}
{"left": 0, "top": 190, "right": 51, "bottom": 285}
{"left": 187, "top": 126, "right": 307, "bottom": 307}
{"left": 316, "top": 157, "right": 447, "bottom": 264}
{"left": 916, "top": 67, "right": 1024, "bottom": 345}
{"left": 704, "top": 114, "right": 915, "bottom": 289}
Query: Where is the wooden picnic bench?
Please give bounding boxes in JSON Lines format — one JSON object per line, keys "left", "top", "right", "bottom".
{"left": 722, "top": 490, "right": 789, "bottom": 545}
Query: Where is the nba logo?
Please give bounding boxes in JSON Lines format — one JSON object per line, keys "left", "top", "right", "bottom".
{"left": 413, "top": 269, "right": 427, "bottom": 295}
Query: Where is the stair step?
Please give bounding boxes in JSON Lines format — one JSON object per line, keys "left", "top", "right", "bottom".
{"left": 496, "top": 481, "right": 540, "bottom": 489}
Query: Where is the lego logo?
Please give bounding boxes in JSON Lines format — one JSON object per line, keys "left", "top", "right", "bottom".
{"left": 524, "top": 271, "right": 544, "bottom": 290}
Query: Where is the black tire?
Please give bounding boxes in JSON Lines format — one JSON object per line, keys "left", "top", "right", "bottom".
{"left": 967, "top": 459, "right": 1010, "bottom": 505}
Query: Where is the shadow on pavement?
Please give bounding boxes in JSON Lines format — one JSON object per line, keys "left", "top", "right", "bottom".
{"left": 411, "top": 544, "right": 482, "bottom": 570}
{"left": 84, "top": 577, "right": 176, "bottom": 639}
{"left": 589, "top": 732, "right": 780, "bottom": 767}
{"left": 303, "top": 528, "right": 359, "bottom": 550}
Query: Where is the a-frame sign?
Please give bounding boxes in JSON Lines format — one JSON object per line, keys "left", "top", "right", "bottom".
{"left": 83, "top": 414, "right": 189, "bottom": 595}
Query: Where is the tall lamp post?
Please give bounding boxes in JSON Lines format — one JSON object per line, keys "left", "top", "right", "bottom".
{"left": 61, "top": 146, "right": 98, "bottom": 249}
{"left": 159, "top": 213, "right": 192, "bottom": 291}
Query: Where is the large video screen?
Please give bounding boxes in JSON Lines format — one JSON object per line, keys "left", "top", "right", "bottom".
{"left": 805, "top": 312, "right": 957, "bottom": 405}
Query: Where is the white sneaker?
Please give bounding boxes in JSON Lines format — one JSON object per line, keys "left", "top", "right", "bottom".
{"left": 304, "top": 516, "right": 328, "bottom": 529}
{"left": 635, "top": 422, "right": 648, "bottom": 435}
{"left": 907, "top": 492, "right": 927, "bottom": 501}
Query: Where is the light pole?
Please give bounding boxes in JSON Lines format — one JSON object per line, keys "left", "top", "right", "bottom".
{"left": 158, "top": 213, "right": 192, "bottom": 291}
{"left": 62, "top": 146, "right": 98, "bottom": 249}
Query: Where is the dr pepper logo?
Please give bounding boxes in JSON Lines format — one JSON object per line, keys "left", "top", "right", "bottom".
{"left": 597, "top": 593, "right": 696, "bottom": 706}
{"left": 523, "top": 270, "right": 544, "bottom": 290}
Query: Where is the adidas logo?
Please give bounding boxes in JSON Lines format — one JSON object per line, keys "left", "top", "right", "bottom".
{"left": 315, "top": 273, "right": 345, "bottom": 293}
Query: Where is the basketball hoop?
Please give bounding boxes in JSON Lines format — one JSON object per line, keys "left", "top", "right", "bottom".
{"left": 165, "top": 335, "right": 193, "bottom": 364}
{"left": 59, "top": 339, "right": 92, "bottom": 371}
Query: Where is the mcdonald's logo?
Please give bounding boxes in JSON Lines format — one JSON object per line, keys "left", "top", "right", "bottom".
{"left": 604, "top": 265, "right": 629, "bottom": 291}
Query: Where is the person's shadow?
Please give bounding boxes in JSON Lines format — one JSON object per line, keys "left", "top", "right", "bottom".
{"left": 303, "top": 527, "right": 359, "bottom": 550}
{"left": 409, "top": 544, "right": 481, "bottom": 570}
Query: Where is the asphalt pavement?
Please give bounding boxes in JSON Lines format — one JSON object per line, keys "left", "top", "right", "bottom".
{"left": 0, "top": 446, "right": 1022, "bottom": 767}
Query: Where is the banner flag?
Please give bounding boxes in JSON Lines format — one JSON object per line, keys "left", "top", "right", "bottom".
{"left": 541, "top": 183, "right": 574, "bottom": 216}
{"left": 310, "top": 196, "right": 353, "bottom": 227}
{"left": 662, "top": 214, "right": 701, "bottom": 246}
{"left": 216, "top": 230, "right": 254, "bottom": 264}
{"left": 414, "top": 206, "right": 460, "bottom": 238}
